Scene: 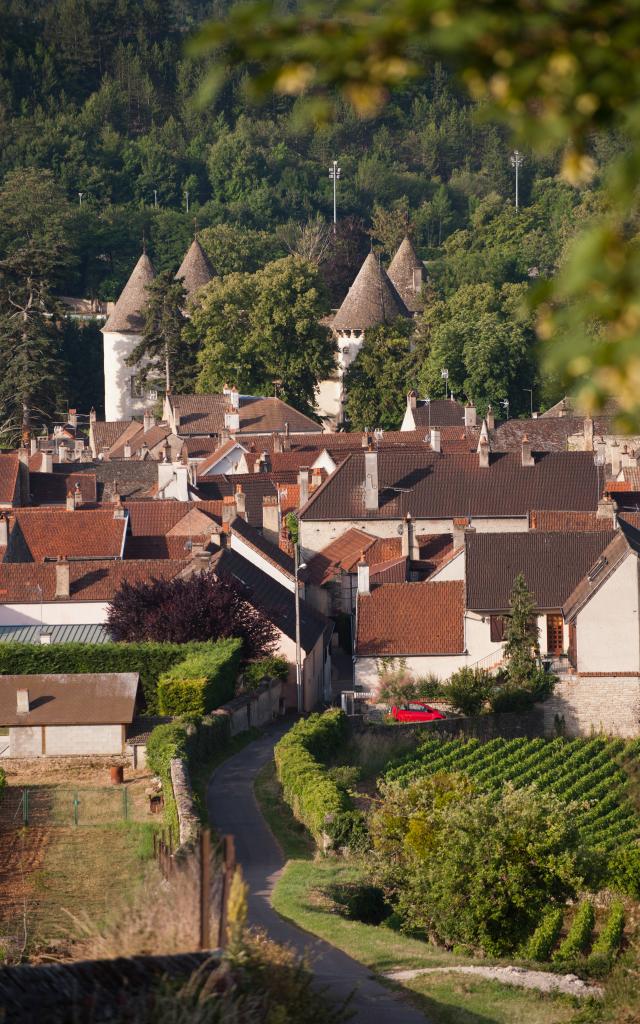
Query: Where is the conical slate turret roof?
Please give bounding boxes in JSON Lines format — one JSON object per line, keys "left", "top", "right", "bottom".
{"left": 175, "top": 238, "right": 215, "bottom": 300}
{"left": 387, "top": 236, "right": 426, "bottom": 313}
{"left": 102, "top": 253, "right": 155, "bottom": 334}
{"left": 332, "top": 252, "right": 410, "bottom": 331}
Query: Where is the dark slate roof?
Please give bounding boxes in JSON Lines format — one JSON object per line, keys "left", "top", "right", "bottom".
{"left": 0, "top": 623, "right": 110, "bottom": 644}
{"left": 411, "top": 399, "right": 467, "bottom": 428}
{"left": 175, "top": 238, "right": 214, "bottom": 299}
{"left": 332, "top": 252, "right": 410, "bottom": 330}
{"left": 563, "top": 518, "right": 640, "bottom": 620}
{"left": 171, "top": 394, "right": 322, "bottom": 436}
{"left": 465, "top": 530, "right": 615, "bottom": 612}
{"left": 211, "top": 547, "right": 327, "bottom": 651}
{"left": 0, "top": 673, "right": 138, "bottom": 726}
{"left": 102, "top": 254, "right": 155, "bottom": 334}
{"left": 491, "top": 416, "right": 612, "bottom": 452}
{"left": 93, "top": 461, "right": 159, "bottom": 501}
{"left": 29, "top": 469, "right": 97, "bottom": 506}
{"left": 299, "top": 450, "right": 602, "bottom": 521}
{"left": 387, "top": 236, "right": 426, "bottom": 313}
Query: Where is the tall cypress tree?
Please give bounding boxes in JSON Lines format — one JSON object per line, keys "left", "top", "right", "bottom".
{"left": 127, "top": 270, "right": 194, "bottom": 393}
{"left": 503, "top": 573, "right": 540, "bottom": 685}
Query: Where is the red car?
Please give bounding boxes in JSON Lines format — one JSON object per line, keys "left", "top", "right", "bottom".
{"left": 391, "top": 702, "right": 445, "bottom": 723}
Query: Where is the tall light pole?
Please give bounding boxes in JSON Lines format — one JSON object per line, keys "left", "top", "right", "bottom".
{"left": 441, "top": 367, "right": 449, "bottom": 401}
{"left": 510, "top": 150, "right": 524, "bottom": 209}
{"left": 185, "top": 190, "right": 190, "bottom": 213}
{"left": 329, "top": 160, "right": 341, "bottom": 232}
{"left": 78, "top": 192, "right": 84, "bottom": 207}
{"left": 153, "top": 189, "right": 158, "bottom": 209}
{"left": 294, "top": 542, "right": 307, "bottom": 714}
{"left": 523, "top": 387, "right": 533, "bottom": 417}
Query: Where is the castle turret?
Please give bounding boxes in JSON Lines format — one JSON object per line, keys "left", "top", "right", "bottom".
{"left": 101, "top": 253, "right": 155, "bottom": 420}
{"left": 175, "top": 237, "right": 214, "bottom": 302}
{"left": 387, "top": 236, "right": 426, "bottom": 313}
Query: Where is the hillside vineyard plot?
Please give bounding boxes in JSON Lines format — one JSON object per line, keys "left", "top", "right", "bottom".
{"left": 385, "top": 737, "right": 640, "bottom": 852}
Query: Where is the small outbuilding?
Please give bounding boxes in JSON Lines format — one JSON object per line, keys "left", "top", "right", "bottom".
{"left": 0, "top": 673, "right": 139, "bottom": 757}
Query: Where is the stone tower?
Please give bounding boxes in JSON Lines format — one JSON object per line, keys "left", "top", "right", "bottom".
{"left": 175, "top": 237, "right": 214, "bottom": 303}
{"left": 101, "top": 253, "right": 156, "bottom": 421}
{"left": 387, "top": 236, "right": 426, "bottom": 313}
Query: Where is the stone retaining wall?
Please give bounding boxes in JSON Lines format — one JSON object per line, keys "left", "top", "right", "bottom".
{"left": 541, "top": 676, "right": 640, "bottom": 737}
{"left": 169, "top": 757, "right": 199, "bottom": 847}
{"left": 351, "top": 709, "right": 545, "bottom": 742}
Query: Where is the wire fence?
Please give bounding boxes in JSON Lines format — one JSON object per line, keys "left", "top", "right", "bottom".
{"left": 0, "top": 785, "right": 149, "bottom": 828}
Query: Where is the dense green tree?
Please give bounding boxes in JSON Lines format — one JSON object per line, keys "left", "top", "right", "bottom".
{"left": 127, "top": 271, "right": 193, "bottom": 394}
{"left": 343, "top": 320, "right": 415, "bottom": 430}
{"left": 194, "top": 256, "right": 334, "bottom": 415}
{"left": 503, "top": 573, "right": 540, "bottom": 686}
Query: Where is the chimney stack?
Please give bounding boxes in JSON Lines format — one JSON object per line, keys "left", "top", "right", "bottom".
{"left": 16, "top": 689, "right": 30, "bottom": 715}
{"left": 30, "top": 438, "right": 38, "bottom": 456}
{"left": 357, "top": 555, "right": 370, "bottom": 595}
{"left": 610, "top": 441, "right": 622, "bottom": 477}
{"left": 298, "top": 467, "right": 310, "bottom": 507}
{"left": 222, "top": 495, "right": 237, "bottom": 524}
{"left": 407, "top": 390, "right": 417, "bottom": 411}
{"left": 430, "top": 428, "right": 441, "bottom": 453}
{"left": 229, "top": 386, "right": 240, "bottom": 409}
{"left": 55, "top": 557, "right": 70, "bottom": 599}
{"left": 41, "top": 451, "right": 53, "bottom": 474}
{"left": 89, "top": 407, "right": 97, "bottom": 424}
{"left": 68, "top": 409, "right": 78, "bottom": 429}
{"left": 74, "top": 482, "right": 82, "bottom": 507}
{"left": 485, "top": 404, "right": 495, "bottom": 431}
{"left": 464, "top": 402, "right": 477, "bottom": 428}
{"left": 478, "top": 437, "right": 490, "bottom": 468}
{"left": 401, "top": 513, "right": 419, "bottom": 559}
{"left": 0, "top": 514, "right": 8, "bottom": 547}
{"left": 235, "top": 484, "right": 247, "bottom": 520}
{"left": 59, "top": 443, "right": 68, "bottom": 463}
{"left": 597, "top": 494, "right": 616, "bottom": 526}
{"left": 364, "top": 449, "right": 379, "bottom": 510}
{"left": 311, "top": 468, "right": 322, "bottom": 489}
{"left": 262, "top": 495, "right": 280, "bottom": 545}
{"left": 123, "top": 442, "right": 132, "bottom": 460}
{"left": 273, "top": 433, "right": 283, "bottom": 454}
{"left": 66, "top": 490, "right": 75, "bottom": 512}
{"left": 452, "top": 517, "right": 470, "bottom": 550}
{"left": 143, "top": 410, "right": 155, "bottom": 433}
{"left": 224, "top": 407, "right": 240, "bottom": 432}
{"left": 521, "top": 435, "right": 535, "bottom": 467}
{"left": 583, "top": 416, "right": 594, "bottom": 453}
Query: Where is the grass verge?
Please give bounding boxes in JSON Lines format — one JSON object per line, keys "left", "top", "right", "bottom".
{"left": 254, "top": 760, "right": 314, "bottom": 860}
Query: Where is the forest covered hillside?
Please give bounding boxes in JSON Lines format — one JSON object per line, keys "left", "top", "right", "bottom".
{"left": 0, "top": 0, "right": 618, "bottom": 424}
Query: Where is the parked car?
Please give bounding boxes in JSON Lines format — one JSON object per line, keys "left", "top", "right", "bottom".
{"left": 391, "top": 702, "right": 445, "bottom": 723}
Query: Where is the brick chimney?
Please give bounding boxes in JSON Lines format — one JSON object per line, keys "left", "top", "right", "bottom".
{"left": 430, "top": 428, "right": 441, "bottom": 453}
{"left": 123, "top": 442, "right": 132, "bottom": 460}
{"left": 273, "top": 432, "right": 283, "bottom": 454}
{"left": 583, "top": 416, "right": 594, "bottom": 453}
{"left": 298, "top": 468, "right": 310, "bottom": 506}
{"left": 262, "top": 495, "right": 280, "bottom": 545}
{"left": 311, "top": 468, "right": 322, "bottom": 489}
{"left": 68, "top": 409, "right": 78, "bottom": 429}
{"left": 610, "top": 440, "right": 621, "bottom": 477}
{"left": 521, "top": 435, "right": 535, "bottom": 467}
{"left": 407, "top": 390, "right": 417, "bottom": 411}
{"left": 364, "top": 449, "right": 378, "bottom": 510}
{"left": 222, "top": 495, "right": 236, "bottom": 524}
{"left": 235, "top": 484, "right": 247, "bottom": 520}
{"left": 16, "top": 689, "right": 29, "bottom": 715}
{"left": 90, "top": 407, "right": 97, "bottom": 424}
{"left": 0, "top": 514, "right": 8, "bottom": 547}
{"left": 59, "top": 443, "right": 69, "bottom": 463}
{"left": 66, "top": 490, "right": 76, "bottom": 511}
{"left": 478, "top": 437, "right": 490, "bottom": 468}
{"left": 143, "top": 410, "right": 155, "bottom": 433}
{"left": 55, "top": 557, "right": 70, "bottom": 599}
{"left": 357, "top": 555, "right": 370, "bottom": 595}
{"left": 464, "top": 402, "right": 477, "bottom": 428}
{"left": 485, "top": 404, "right": 495, "bottom": 431}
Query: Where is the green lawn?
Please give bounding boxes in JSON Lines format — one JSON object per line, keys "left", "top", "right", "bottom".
{"left": 253, "top": 760, "right": 314, "bottom": 859}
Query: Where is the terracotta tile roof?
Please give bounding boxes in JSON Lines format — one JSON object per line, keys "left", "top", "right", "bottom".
{"left": 491, "top": 416, "right": 594, "bottom": 452}
{"left": 465, "top": 530, "right": 615, "bottom": 612}
{"left": 356, "top": 580, "right": 465, "bottom": 656}
{"left": 305, "top": 527, "right": 374, "bottom": 586}
{"left": 10, "top": 508, "right": 128, "bottom": 562}
{"left": 176, "top": 237, "right": 214, "bottom": 299}
{"left": 182, "top": 437, "right": 225, "bottom": 459}
{"left": 109, "top": 424, "right": 171, "bottom": 459}
{"left": 300, "top": 450, "right": 601, "bottom": 521}
{"left": 387, "top": 236, "right": 425, "bottom": 313}
{"left": 0, "top": 559, "right": 188, "bottom": 603}
{"left": 29, "top": 470, "right": 97, "bottom": 506}
{"left": 333, "top": 252, "right": 409, "bottom": 330}
{"left": 170, "top": 394, "right": 322, "bottom": 436}
{"left": 0, "top": 454, "right": 20, "bottom": 505}
{"left": 229, "top": 516, "right": 294, "bottom": 576}
{"left": 411, "top": 399, "right": 466, "bottom": 428}
{"left": 123, "top": 501, "right": 222, "bottom": 559}
{"left": 368, "top": 556, "right": 407, "bottom": 585}
{"left": 0, "top": 673, "right": 138, "bottom": 726}
{"left": 90, "top": 420, "right": 136, "bottom": 455}
{"left": 196, "top": 472, "right": 298, "bottom": 526}
{"left": 102, "top": 253, "right": 155, "bottom": 334}
{"left": 529, "top": 510, "right": 603, "bottom": 531}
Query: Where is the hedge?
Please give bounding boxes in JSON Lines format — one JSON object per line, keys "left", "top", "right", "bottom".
{"left": 0, "top": 641, "right": 224, "bottom": 712}
{"left": 525, "top": 907, "right": 563, "bottom": 961}
{"left": 555, "top": 899, "right": 595, "bottom": 961}
{"left": 157, "top": 639, "right": 242, "bottom": 716}
{"left": 274, "top": 709, "right": 350, "bottom": 840}
{"left": 243, "top": 656, "right": 289, "bottom": 691}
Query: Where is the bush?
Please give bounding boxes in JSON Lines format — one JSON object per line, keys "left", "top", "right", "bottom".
{"left": 525, "top": 907, "right": 564, "bottom": 961}
{"left": 329, "top": 882, "right": 388, "bottom": 924}
{"left": 243, "top": 655, "right": 289, "bottom": 690}
{"left": 274, "top": 710, "right": 350, "bottom": 840}
{"left": 325, "top": 809, "right": 370, "bottom": 853}
{"left": 0, "top": 640, "right": 222, "bottom": 713}
{"left": 488, "top": 668, "right": 557, "bottom": 713}
{"left": 157, "top": 638, "right": 242, "bottom": 716}
{"left": 608, "top": 843, "right": 640, "bottom": 897}
{"left": 590, "top": 901, "right": 625, "bottom": 962}
{"left": 446, "top": 667, "right": 494, "bottom": 716}
{"left": 555, "top": 899, "right": 595, "bottom": 960}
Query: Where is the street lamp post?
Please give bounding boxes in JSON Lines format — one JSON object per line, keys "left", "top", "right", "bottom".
{"left": 523, "top": 388, "right": 534, "bottom": 417}
{"left": 185, "top": 190, "right": 190, "bottom": 213}
{"left": 441, "top": 368, "right": 449, "bottom": 401}
{"left": 510, "top": 150, "right": 524, "bottom": 209}
{"left": 153, "top": 189, "right": 158, "bottom": 209}
{"left": 329, "top": 160, "right": 341, "bottom": 232}
{"left": 78, "top": 192, "right": 84, "bottom": 207}
{"left": 294, "top": 542, "right": 307, "bottom": 715}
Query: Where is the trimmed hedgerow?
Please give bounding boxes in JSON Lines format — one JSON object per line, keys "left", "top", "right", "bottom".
{"left": 555, "top": 899, "right": 595, "bottom": 960}
{"left": 274, "top": 709, "right": 350, "bottom": 840}
{"left": 525, "top": 907, "right": 564, "bottom": 961}
{"left": 157, "top": 639, "right": 242, "bottom": 716}
{"left": 243, "top": 656, "right": 289, "bottom": 690}
{"left": 0, "top": 641, "right": 221, "bottom": 712}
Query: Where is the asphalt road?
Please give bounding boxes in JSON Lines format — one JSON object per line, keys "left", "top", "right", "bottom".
{"left": 206, "top": 720, "right": 428, "bottom": 1023}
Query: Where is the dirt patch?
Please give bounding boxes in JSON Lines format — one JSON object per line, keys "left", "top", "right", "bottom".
{"left": 2, "top": 757, "right": 147, "bottom": 787}
{"left": 385, "top": 964, "right": 604, "bottom": 998}
{"left": 0, "top": 826, "right": 50, "bottom": 948}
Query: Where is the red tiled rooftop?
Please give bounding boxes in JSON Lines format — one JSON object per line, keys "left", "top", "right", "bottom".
{"left": 11, "top": 508, "right": 127, "bottom": 562}
{"left": 356, "top": 580, "right": 465, "bottom": 656}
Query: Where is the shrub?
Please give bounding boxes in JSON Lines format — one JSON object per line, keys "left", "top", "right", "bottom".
{"left": 329, "top": 882, "right": 388, "bottom": 923}
{"left": 590, "top": 901, "right": 625, "bottom": 962}
{"left": 525, "top": 907, "right": 563, "bottom": 961}
{"left": 608, "top": 843, "right": 640, "bottom": 897}
{"left": 275, "top": 710, "right": 350, "bottom": 840}
{"left": 243, "top": 655, "right": 289, "bottom": 690}
{"left": 0, "top": 640, "right": 221, "bottom": 713}
{"left": 157, "top": 638, "right": 242, "bottom": 716}
{"left": 488, "top": 668, "right": 557, "bottom": 713}
{"left": 446, "top": 667, "right": 494, "bottom": 716}
{"left": 325, "top": 809, "right": 370, "bottom": 853}
{"left": 555, "top": 899, "right": 595, "bottom": 960}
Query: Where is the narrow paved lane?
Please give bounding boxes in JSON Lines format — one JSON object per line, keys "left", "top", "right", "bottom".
{"left": 206, "top": 721, "right": 427, "bottom": 1023}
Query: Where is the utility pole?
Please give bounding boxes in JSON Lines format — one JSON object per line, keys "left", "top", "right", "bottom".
{"left": 329, "top": 160, "right": 341, "bottom": 233}
{"left": 153, "top": 189, "right": 158, "bottom": 208}
{"left": 523, "top": 387, "right": 533, "bottom": 417}
{"left": 510, "top": 150, "right": 524, "bottom": 209}
{"left": 294, "top": 541, "right": 307, "bottom": 715}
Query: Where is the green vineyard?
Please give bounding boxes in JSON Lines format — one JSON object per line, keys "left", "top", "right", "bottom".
{"left": 384, "top": 736, "right": 640, "bottom": 853}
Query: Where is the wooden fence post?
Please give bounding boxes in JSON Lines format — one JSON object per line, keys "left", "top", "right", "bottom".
{"left": 199, "top": 828, "right": 212, "bottom": 950}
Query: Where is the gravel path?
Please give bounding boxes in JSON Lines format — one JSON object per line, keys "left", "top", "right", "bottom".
{"left": 385, "top": 964, "right": 604, "bottom": 999}
{"left": 206, "top": 720, "right": 428, "bottom": 1024}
